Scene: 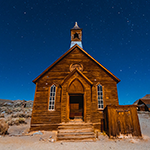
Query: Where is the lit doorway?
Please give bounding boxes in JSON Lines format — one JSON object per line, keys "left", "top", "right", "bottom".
{"left": 69, "top": 94, "right": 84, "bottom": 120}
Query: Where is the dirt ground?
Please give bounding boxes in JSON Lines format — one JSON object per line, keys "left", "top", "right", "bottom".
{"left": 0, "top": 112, "right": 150, "bottom": 150}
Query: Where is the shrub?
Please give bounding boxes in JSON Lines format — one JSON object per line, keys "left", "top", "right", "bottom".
{"left": 12, "top": 112, "right": 31, "bottom": 118}
{"left": 0, "top": 119, "right": 9, "bottom": 135}
{"left": 0, "top": 113, "right": 4, "bottom": 118}
{"left": 5, "top": 109, "right": 13, "bottom": 114}
{"left": 18, "top": 118, "right": 27, "bottom": 124}
{"left": 7, "top": 117, "right": 27, "bottom": 126}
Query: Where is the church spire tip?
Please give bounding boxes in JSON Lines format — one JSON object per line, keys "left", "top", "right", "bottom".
{"left": 72, "top": 22, "right": 81, "bottom": 29}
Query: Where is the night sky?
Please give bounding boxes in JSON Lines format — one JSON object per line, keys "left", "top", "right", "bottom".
{"left": 0, "top": 0, "right": 150, "bottom": 105}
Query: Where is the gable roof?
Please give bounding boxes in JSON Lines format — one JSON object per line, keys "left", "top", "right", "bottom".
{"left": 139, "top": 99, "right": 150, "bottom": 109}
{"left": 61, "top": 68, "right": 93, "bottom": 86}
{"left": 33, "top": 44, "right": 121, "bottom": 83}
{"left": 140, "top": 99, "right": 150, "bottom": 105}
{"left": 142, "top": 94, "right": 150, "bottom": 99}
{"left": 133, "top": 94, "right": 150, "bottom": 106}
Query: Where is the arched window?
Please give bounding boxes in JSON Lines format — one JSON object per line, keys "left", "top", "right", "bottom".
{"left": 97, "top": 84, "right": 103, "bottom": 109}
{"left": 49, "top": 84, "right": 56, "bottom": 110}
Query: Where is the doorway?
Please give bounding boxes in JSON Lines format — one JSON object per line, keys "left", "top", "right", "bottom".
{"left": 69, "top": 94, "right": 84, "bottom": 120}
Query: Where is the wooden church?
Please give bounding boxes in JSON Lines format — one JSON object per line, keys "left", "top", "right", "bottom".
{"left": 30, "top": 22, "right": 120, "bottom": 131}
{"left": 30, "top": 22, "right": 121, "bottom": 132}
{"left": 30, "top": 23, "right": 142, "bottom": 139}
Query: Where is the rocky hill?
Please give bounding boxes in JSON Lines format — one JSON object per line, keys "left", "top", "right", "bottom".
{"left": 0, "top": 99, "right": 33, "bottom": 132}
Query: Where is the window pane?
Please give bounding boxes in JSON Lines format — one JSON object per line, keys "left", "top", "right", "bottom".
{"left": 49, "top": 84, "right": 56, "bottom": 110}
{"left": 97, "top": 84, "right": 103, "bottom": 109}
{"left": 53, "top": 86, "right": 55, "bottom": 92}
{"left": 100, "top": 86, "right": 102, "bottom": 91}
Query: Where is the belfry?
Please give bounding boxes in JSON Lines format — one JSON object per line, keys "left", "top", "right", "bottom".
{"left": 70, "top": 22, "right": 83, "bottom": 48}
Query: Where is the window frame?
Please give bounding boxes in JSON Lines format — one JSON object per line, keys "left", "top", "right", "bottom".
{"left": 48, "top": 84, "right": 56, "bottom": 111}
{"left": 97, "top": 84, "right": 104, "bottom": 110}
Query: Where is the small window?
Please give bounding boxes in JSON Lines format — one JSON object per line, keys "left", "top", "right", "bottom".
{"left": 97, "top": 84, "right": 103, "bottom": 109}
{"left": 49, "top": 84, "right": 56, "bottom": 110}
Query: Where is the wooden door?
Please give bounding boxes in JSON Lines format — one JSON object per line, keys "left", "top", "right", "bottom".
{"left": 117, "top": 110, "right": 133, "bottom": 135}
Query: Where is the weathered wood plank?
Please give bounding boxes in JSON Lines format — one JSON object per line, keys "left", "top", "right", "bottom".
{"left": 31, "top": 46, "right": 119, "bottom": 131}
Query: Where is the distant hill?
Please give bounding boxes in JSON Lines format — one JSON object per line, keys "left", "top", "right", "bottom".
{"left": 0, "top": 99, "right": 33, "bottom": 109}
{"left": 0, "top": 99, "right": 13, "bottom": 104}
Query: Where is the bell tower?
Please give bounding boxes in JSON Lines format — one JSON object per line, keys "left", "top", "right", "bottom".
{"left": 70, "top": 22, "right": 83, "bottom": 48}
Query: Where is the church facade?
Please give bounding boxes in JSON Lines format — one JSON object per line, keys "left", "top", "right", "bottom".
{"left": 30, "top": 23, "right": 120, "bottom": 131}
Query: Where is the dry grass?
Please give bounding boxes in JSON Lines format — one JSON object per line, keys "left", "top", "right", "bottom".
{"left": 7, "top": 117, "right": 27, "bottom": 126}
{"left": 0, "top": 113, "right": 5, "bottom": 118}
{"left": 0, "top": 119, "right": 9, "bottom": 135}
{"left": 11, "top": 112, "right": 31, "bottom": 118}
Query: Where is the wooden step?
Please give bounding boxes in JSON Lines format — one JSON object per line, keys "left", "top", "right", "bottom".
{"left": 58, "top": 132, "right": 94, "bottom": 137}
{"left": 57, "top": 123, "right": 95, "bottom": 141}
{"left": 58, "top": 124, "right": 93, "bottom": 129}
{"left": 58, "top": 128, "right": 94, "bottom": 133}
{"left": 57, "top": 135, "right": 95, "bottom": 141}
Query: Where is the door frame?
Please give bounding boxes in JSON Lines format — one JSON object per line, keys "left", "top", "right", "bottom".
{"left": 69, "top": 94, "right": 84, "bottom": 120}
{"left": 67, "top": 92, "right": 86, "bottom": 122}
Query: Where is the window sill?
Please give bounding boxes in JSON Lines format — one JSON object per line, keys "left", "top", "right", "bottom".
{"left": 48, "top": 109, "right": 55, "bottom": 111}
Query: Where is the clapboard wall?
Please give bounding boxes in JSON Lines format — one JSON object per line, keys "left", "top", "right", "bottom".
{"left": 104, "top": 105, "right": 142, "bottom": 137}
{"left": 30, "top": 45, "right": 120, "bottom": 131}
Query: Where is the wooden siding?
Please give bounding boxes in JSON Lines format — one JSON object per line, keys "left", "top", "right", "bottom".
{"left": 104, "top": 105, "right": 141, "bottom": 137}
{"left": 31, "top": 46, "right": 119, "bottom": 131}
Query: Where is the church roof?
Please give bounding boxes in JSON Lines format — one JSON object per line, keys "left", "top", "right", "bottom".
{"left": 33, "top": 44, "right": 121, "bottom": 83}
{"left": 71, "top": 22, "right": 81, "bottom": 30}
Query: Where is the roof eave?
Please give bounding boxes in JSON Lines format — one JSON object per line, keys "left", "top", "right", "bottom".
{"left": 32, "top": 44, "right": 121, "bottom": 84}
{"left": 32, "top": 44, "right": 80, "bottom": 83}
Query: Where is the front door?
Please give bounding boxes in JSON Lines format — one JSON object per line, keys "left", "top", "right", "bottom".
{"left": 69, "top": 94, "right": 84, "bottom": 120}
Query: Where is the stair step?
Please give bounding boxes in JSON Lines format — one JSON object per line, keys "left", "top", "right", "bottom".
{"left": 57, "top": 135, "right": 95, "bottom": 141}
{"left": 58, "top": 128, "right": 94, "bottom": 133}
{"left": 58, "top": 132, "right": 94, "bottom": 137}
{"left": 60, "top": 123, "right": 93, "bottom": 125}
{"left": 57, "top": 122, "right": 95, "bottom": 141}
{"left": 58, "top": 125, "right": 93, "bottom": 129}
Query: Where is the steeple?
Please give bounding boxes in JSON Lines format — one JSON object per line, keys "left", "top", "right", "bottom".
{"left": 70, "top": 22, "right": 83, "bottom": 48}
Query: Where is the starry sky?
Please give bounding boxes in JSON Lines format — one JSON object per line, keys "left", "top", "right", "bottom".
{"left": 0, "top": 0, "right": 150, "bottom": 104}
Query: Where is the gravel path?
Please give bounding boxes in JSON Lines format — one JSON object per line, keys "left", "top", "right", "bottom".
{"left": 0, "top": 112, "right": 150, "bottom": 150}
